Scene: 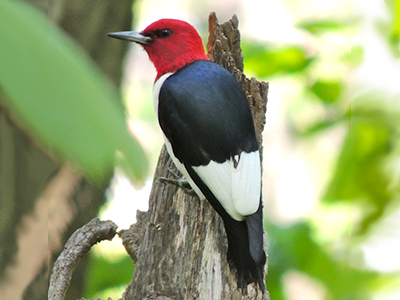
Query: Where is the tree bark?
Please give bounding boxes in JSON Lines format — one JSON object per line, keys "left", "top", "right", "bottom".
{"left": 49, "top": 219, "right": 118, "bottom": 300}
{"left": 120, "top": 13, "right": 269, "bottom": 300}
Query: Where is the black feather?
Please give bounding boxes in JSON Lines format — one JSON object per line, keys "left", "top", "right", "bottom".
{"left": 186, "top": 165, "right": 266, "bottom": 292}
{"left": 158, "top": 59, "right": 266, "bottom": 291}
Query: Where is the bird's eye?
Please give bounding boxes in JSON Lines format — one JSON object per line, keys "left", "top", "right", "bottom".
{"left": 158, "top": 29, "right": 172, "bottom": 38}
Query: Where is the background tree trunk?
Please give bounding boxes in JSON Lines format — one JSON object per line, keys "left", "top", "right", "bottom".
{"left": 0, "top": 1, "right": 135, "bottom": 299}
{"left": 120, "top": 13, "right": 269, "bottom": 300}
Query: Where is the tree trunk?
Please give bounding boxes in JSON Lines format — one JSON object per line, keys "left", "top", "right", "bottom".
{"left": 120, "top": 13, "right": 269, "bottom": 300}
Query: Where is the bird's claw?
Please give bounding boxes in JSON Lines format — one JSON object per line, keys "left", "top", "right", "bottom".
{"left": 159, "top": 169, "right": 196, "bottom": 196}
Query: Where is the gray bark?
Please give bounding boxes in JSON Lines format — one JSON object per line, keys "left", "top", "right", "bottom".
{"left": 49, "top": 219, "right": 118, "bottom": 300}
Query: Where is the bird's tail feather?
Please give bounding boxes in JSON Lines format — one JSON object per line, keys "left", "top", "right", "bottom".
{"left": 245, "top": 201, "right": 266, "bottom": 291}
{"left": 223, "top": 208, "right": 266, "bottom": 292}
{"left": 185, "top": 166, "right": 266, "bottom": 291}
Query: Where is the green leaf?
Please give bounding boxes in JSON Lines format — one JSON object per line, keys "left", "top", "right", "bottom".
{"left": 383, "top": 0, "right": 400, "bottom": 57}
{"left": 84, "top": 253, "right": 134, "bottom": 298}
{"left": 266, "top": 221, "right": 379, "bottom": 300}
{"left": 311, "top": 80, "right": 342, "bottom": 103}
{"left": 323, "top": 103, "right": 396, "bottom": 234}
{"left": 0, "top": 0, "right": 148, "bottom": 184}
{"left": 324, "top": 118, "right": 390, "bottom": 203}
{"left": 341, "top": 45, "right": 364, "bottom": 66}
{"left": 293, "top": 113, "right": 348, "bottom": 137}
{"left": 297, "top": 20, "right": 348, "bottom": 35}
{"left": 242, "top": 43, "right": 312, "bottom": 78}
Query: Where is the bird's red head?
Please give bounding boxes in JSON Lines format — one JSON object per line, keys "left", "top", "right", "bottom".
{"left": 141, "top": 19, "right": 209, "bottom": 78}
{"left": 108, "top": 19, "right": 209, "bottom": 80}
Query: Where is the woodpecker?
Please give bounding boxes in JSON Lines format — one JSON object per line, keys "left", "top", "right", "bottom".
{"left": 108, "top": 19, "right": 266, "bottom": 291}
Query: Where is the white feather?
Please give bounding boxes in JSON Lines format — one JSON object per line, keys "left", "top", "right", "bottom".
{"left": 153, "top": 73, "right": 174, "bottom": 115}
{"left": 164, "top": 138, "right": 206, "bottom": 200}
{"left": 193, "top": 151, "right": 261, "bottom": 221}
{"left": 231, "top": 151, "right": 261, "bottom": 216}
{"left": 154, "top": 73, "right": 261, "bottom": 221}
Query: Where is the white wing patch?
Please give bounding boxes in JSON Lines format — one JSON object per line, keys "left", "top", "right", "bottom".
{"left": 193, "top": 151, "right": 261, "bottom": 221}
{"left": 154, "top": 74, "right": 261, "bottom": 221}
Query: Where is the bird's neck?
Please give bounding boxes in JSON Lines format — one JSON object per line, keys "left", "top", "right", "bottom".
{"left": 148, "top": 51, "right": 209, "bottom": 81}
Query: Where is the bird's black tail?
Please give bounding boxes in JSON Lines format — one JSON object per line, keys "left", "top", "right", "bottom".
{"left": 185, "top": 166, "right": 266, "bottom": 291}
{"left": 223, "top": 201, "right": 266, "bottom": 292}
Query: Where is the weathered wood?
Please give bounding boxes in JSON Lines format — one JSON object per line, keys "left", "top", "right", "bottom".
{"left": 49, "top": 219, "right": 118, "bottom": 300}
{"left": 121, "top": 13, "right": 269, "bottom": 300}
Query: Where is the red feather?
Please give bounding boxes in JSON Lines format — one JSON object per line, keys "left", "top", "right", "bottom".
{"left": 140, "top": 19, "right": 209, "bottom": 80}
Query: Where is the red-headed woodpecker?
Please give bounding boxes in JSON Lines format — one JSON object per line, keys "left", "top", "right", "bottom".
{"left": 108, "top": 19, "right": 266, "bottom": 291}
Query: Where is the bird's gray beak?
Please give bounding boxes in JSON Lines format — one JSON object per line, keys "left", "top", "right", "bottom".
{"left": 107, "top": 31, "right": 152, "bottom": 44}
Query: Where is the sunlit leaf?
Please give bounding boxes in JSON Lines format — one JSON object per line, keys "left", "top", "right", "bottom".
{"left": 311, "top": 80, "right": 342, "bottom": 103}
{"left": 325, "top": 121, "right": 388, "bottom": 197}
{"left": 266, "top": 221, "right": 379, "bottom": 300}
{"left": 0, "top": 0, "right": 148, "bottom": 184}
{"left": 297, "top": 20, "right": 348, "bottom": 35}
{"left": 84, "top": 253, "right": 133, "bottom": 298}
{"left": 242, "top": 43, "right": 312, "bottom": 77}
{"left": 324, "top": 118, "right": 390, "bottom": 201}
{"left": 393, "top": 0, "right": 400, "bottom": 35}
{"left": 322, "top": 102, "right": 397, "bottom": 234}
{"left": 383, "top": 0, "right": 400, "bottom": 57}
{"left": 341, "top": 45, "right": 364, "bottom": 66}
{"left": 293, "top": 113, "right": 348, "bottom": 137}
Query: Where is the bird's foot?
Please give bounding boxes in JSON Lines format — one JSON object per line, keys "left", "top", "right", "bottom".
{"left": 159, "top": 167, "right": 196, "bottom": 196}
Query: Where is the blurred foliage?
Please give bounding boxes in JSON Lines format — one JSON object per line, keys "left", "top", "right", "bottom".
{"left": 241, "top": 3, "right": 400, "bottom": 300}
{"left": 383, "top": 0, "right": 400, "bottom": 57}
{"left": 310, "top": 80, "right": 342, "bottom": 104}
{"left": 0, "top": 0, "right": 148, "bottom": 185}
{"left": 265, "top": 221, "right": 379, "bottom": 300}
{"left": 324, "top": 99, "right": 399, "bottom": 235}
{"left": 242, "top": 43, "right": 313, "bottom": 78}
{"left": 84, "top": 252, "right": 134, "bottom": 299}
{"left": 340, "top": 45, "right": 364, "bottom": 67}
{"left": 296, "top": 20, "right": 348, "bottom": 35}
